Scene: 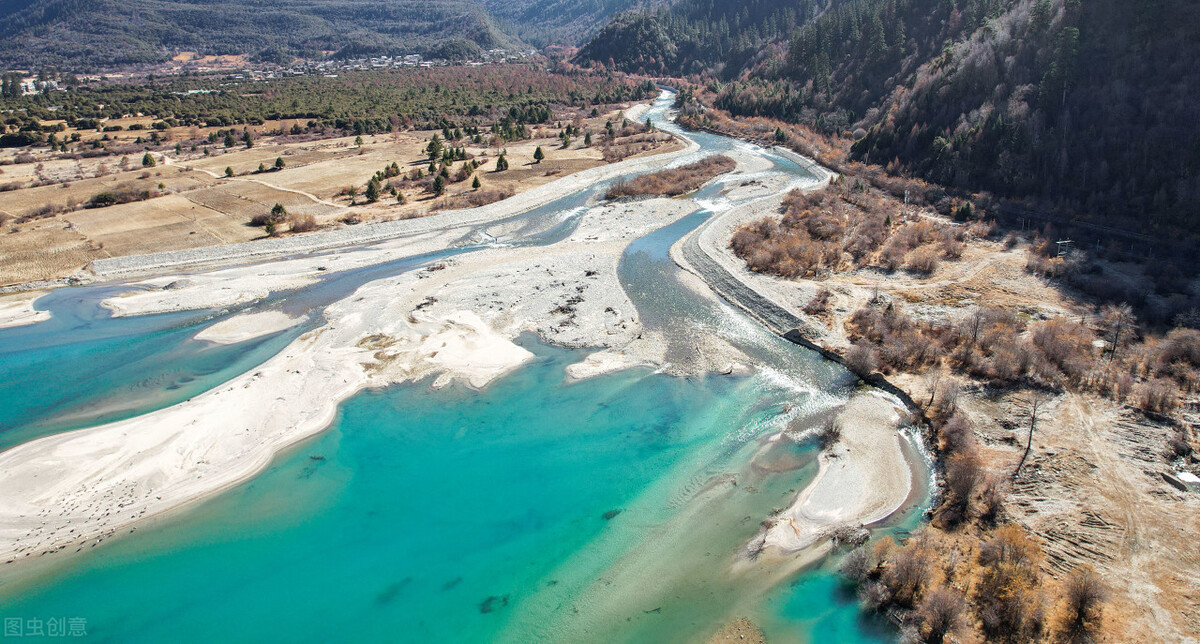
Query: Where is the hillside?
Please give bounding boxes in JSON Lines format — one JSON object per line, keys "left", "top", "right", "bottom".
{"left": 479, "top": 0, "right": 660, "bottom": 47}
{"left": 575, "top": 0, "right": 836, "bottom": 77}
{"left": 0, "top": 0, "right": 521, "bottom": 69}
{"left": 581, "top": 0, "right": 1200, "bottom": 244}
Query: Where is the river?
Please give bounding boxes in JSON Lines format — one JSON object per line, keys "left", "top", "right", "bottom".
{"left": 0, "top": 91, "right": 928, "bottom": 642}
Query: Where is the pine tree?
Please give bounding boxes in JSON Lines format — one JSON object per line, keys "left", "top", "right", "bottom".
{"left": 495, "top": 153, "right": 509, "bottom": 172}
{"left": 275, "top": 157, "right": 285, "bottom": 169}
{"left": 472, "top": 176, "right": 481, "bottom": 190}
{"left": 426, "top": 134, "right": 443, "bottom": 160}
{"left": 533, "top": 146, "right": 545, "bottom": 164}
{"left": 432, "top": 174, "right": 446, "bottom": 196}
{"left": 224, "top": 166, "right": 233, "bottom": 177}
{"left": 142, "top": 153, "right": 155, "bottom": 167}
{"left": 365, "top": 178, "right": 381, "bottom": 203}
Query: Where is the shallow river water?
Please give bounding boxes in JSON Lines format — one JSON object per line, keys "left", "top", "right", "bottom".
{"left": 0, "top": 92, "right": 928, "bottom": 642}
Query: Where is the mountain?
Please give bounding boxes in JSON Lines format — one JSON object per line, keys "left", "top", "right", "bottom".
{"left": 576, "top": 0, "right": 836, "bottom": 77}
{"left": 580, "top": 0, "right": 1200, "bottom": 239}
{"left": 0, "top": 0, "right": 521, "bottom": 69}
{"left": 479, "top": 0, "right": 661, "bottom": 47}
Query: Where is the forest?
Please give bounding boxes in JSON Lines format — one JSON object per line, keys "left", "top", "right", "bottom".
{"left": 580, "top": 0, "right": 1200, "bottom": 245}
{"left": 576, "top": 0, "right": 834, "bottom": 77}
{"left": 0, "top": 67, "right": 657, "bottom": 139}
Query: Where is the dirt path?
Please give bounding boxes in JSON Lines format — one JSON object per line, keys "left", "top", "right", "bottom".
{"left": 164, "top": 155, "right": 348, "bottom": 211}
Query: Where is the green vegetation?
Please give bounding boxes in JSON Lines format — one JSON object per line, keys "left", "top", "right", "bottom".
{"left": 87, "top": 183, "right": 158, "bottom": 208}
{"left": 583, "top": 0, "right": 1200, "bottom": 248}
{"left": 576, "top": 0, "right": 822, "bottom": 77}
{"left": 0, "top": 67, "right": 655, "bottom": 142}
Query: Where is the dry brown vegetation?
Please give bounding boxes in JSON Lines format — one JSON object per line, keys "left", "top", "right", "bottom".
{"left": 730, "top": 179, "right": 982, "bottom": 279}
{"left": 436, "top": 187, "right": 514, "bottom": 210}
{"left": 0, "top": 100, "right": 677, "bottom": 286}
{"left": 843, "top": 514, "right": 1108, "bottom": 643}
{"left": 843, "top": 301, "right": 1200, "bottom": 418}
{"left": 605, "top": 154, "right": 735, "bottom": 200}
{"left": 696, "top": 85, "right": 1199, "bottom": 641}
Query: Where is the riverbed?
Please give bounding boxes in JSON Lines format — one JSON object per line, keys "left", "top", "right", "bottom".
{"left": 0, "top": 91, "right": 929, "bottom": 642}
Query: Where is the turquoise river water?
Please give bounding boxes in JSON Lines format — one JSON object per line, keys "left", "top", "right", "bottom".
{"left": 0, "top": 92, "right": 928, "bottom": 642}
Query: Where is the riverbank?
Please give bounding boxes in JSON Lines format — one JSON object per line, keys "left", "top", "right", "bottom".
{"left": 672, "top": 124, "right": 1200, "bottom": 638}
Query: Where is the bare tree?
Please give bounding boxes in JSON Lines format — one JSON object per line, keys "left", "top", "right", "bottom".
{"left": 1100, "top": 303, "right": 1135, "bottom": 363}
{"left": 1014, "top": 393, "right": 1049, "bottom": 479}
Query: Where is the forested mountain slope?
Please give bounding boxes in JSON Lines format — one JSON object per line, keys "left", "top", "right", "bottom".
{"left": 0, "top": 0, "right": 520, "bottom": 69}
{"left": 576, "top": 0, "right": 837, "bottom": 77}
{"left": 479, "top": 0, "right": 661, "bottom": 47}
{"left": 582, "top": 0, "right": 1200, "bottom": 238}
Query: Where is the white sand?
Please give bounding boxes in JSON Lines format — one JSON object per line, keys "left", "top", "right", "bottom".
{"left": 565, "top": 350, "right": 652, "bottom": 381}
{"left": 763, "top": 392, "right": 913, "bottom": 552}
{"left": 0, "top": 173, "right": 708, "bottom": 562}
{"left": 194, "top": 310, "right": 302, "bottom": 344}
{"left": 0, "top": 99, "right": 913, "bottom": 566}
{"left": 0, "top": 291, "right": 49, "bottom": 329}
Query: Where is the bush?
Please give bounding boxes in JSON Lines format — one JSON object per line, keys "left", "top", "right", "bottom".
{"left": 905, "top": 244, "right": 941, "bottom": 274}
{"left": 917, "top": 587, "right": 966, "bottom": 644}
{"left": 845, "top": 340, "right": 880, "bottom": 376}
{"left": 1135, "top": 378, "right": 1178, "bottom": 414}
{"left": 975, "top": 525, "right": 1044, "bottom": 642}
{"left": 839, "top": 545, "right": 875, "bottom": 583}
{"left": 1054, "top": 565, "right": 1107, "bottom": 643}
{"left": 804, "top": 288, "right": 832, "bottom": 315}
{"left": 288, "top": 214, "right": 318, "bottom": 233}
{"left": 882, "top": 541, "right": 932, "bottom": 608}
{"left": 250, "top": 203, "right": 288, "bottom": 227}
{"left": 605, "top": 155, "right": 735, "bottom": 199}
{"left": 437, "top": 187, "right": 515, "bottom": 210}
{"left": 87, "top": 184, "right": 155, "bottom": 208}
{"left": 933, "top": 452, "right": 981, "bottom": 529}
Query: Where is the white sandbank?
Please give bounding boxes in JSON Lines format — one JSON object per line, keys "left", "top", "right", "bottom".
{"left": 194, "top": 310, "right": 302, "bottom": 344}
{"left": 0, "top": 291, "right": 49, "bottom": 329}
{"left": 763, "top": 392, "right": 913, "bottom": 552}
{"left": 0, "top": 188, "right": 703, "bottom": 562}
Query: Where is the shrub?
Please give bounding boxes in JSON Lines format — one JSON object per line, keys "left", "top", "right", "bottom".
{"left": 87, "top": 184, "right": 155, "bottom": 208}
{"left": 917, "top": 587, "right": 966, "bottom": 644}
{"left": 289, "top": 214, "right": 318, "bottom": 233}
{"left": 975, "top": 525, "right": 1044, "bottom": 642}
{"left": 933, "top": 452, "right": 981, "bottom": 529}
{"left": 905, "top": 244, "right": 942, "bottom": 274}
{"left": 1135, "top": 378, "right": 1178, "bottom": 414}
{"left": 1054, "top": 565, "right": 1107, "bottom": 643}
{"left": 839, "top": 545, "right": 875, "bottom": 583}
{"left": 804, "top": 288, "right": 832, "bottom": 315}
{"left": 882, "top": 540, "right": 932, "bottom": 608}
{"left": 845, "top": 341, "right": 880, "bottom": 376}
{"left": 605, "top": 155, "right": 736, "bottom": 199}
{"left": 250, "top": 203, "right": 288, "bottom": 227}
